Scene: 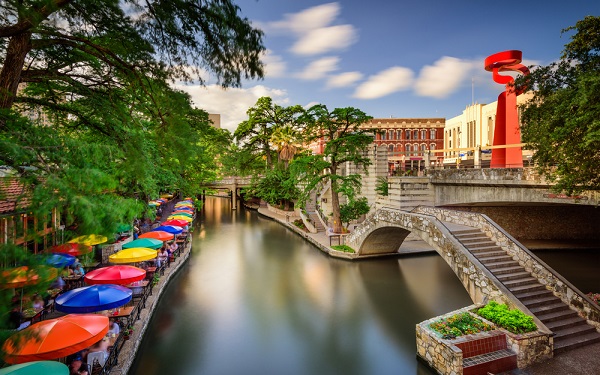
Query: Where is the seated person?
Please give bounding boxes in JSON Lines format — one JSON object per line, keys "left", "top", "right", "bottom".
{"left": 169, "top": 241, "right": 178, "bottom": 253}
{"left": 156, "top": 247, "right": 169, "bottom": 267}
{"left": 61, "top": 266, "right": 74, "bottom": 278}
{"left": 72, "top": 263, "right": 85, "bottom": 276}
{"left": 31, "top": 294, "right": 44, "bottom": 310}
{"left": 107, "top": 318, "right": 120, "bottom": 336}
{"left": 69, "top": 354, "right": 89, "bottom": 375}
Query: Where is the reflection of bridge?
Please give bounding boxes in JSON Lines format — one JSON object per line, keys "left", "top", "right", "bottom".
{"left": 345, "top": 206, "right": 600, "bottom": 355}
{"left": 201, "top": 177, "right": 253, "bottom": 209}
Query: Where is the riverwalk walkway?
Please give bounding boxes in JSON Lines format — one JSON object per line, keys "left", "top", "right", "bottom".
{"left": 256, "top": 206, "right": 600, "bottom": 375}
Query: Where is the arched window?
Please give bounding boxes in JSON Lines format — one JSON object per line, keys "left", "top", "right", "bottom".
{"left": 381, "top": 131, "right": 386, "bottom": 140}
{"left": 413, "top": 143, "right": 419, "bottom": 155}
{"left": 430, "top": 129, "right": 436, "bottom": 139}
{"left": 388, "top": 144, "right": 394, "bottom": 153}
{"left": 421, "top": 144, "right": 427, "bottom": 153}
{"left": 405, "top": 144, "right": 411, "bottom": 154}
{"left": 421, "top": 129, "right": 427, "bottom": 139}
{"left": 430, "top": 143, "right": 436, "bottom": 150}
{"left": 413, "top": 130, "right": 419, "bottom": 139}
{"left": 406, "top": 130, "right": 411, "bottom": 140}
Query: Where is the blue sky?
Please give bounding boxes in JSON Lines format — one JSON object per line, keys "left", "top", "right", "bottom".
{"left": 176, "top": 1, "right": 600, "bottom": 132}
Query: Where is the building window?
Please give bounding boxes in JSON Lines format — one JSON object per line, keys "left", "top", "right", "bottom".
{"left": 421, "top": 144, "right": 427, "bottom": 153}
{"left": 413, "top": 143, "right": 419, "bottom": 155}
{"left": 430, "top": 129, "right": 436, "bottom": 139}
{"left": 421, "top": 130, "right": 427, "bottom": 140}
{"left": 381, "top": 131, "right": 386, "bottom": 140}
{"left": 413, "top": 130, "right": 419, "bottom": 139}
{"left": 430, "top": 143, "right": 436, "bottom": 150}
{"left": 406, "top": 130, "right": 411, "bottom": 140}
{"left": 388, "top": 144, "right": 394, "bottom": 153}
{"left": 406, "top": 144, "right": 411, "bottom": 154}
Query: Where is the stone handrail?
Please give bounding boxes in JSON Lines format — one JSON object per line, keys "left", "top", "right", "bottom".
{"left": 414, "top": 206, "right": 600, "bottom": 329}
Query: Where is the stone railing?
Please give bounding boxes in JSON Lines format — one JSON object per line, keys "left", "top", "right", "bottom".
{"left": 414, "top": 206, "right": 600, "bottom": 330}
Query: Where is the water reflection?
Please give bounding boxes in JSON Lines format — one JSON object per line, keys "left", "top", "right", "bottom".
{"left": 130, "top": 198, "right": 472, "bottom": 375}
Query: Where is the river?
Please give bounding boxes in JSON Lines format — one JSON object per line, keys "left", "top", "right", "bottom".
{"left": 130, "top": 197, "right": 598, "bottom": 375}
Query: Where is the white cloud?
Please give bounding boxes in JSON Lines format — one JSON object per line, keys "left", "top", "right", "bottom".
{"left": 326, "top": 71, "right": 363, "bottom": 89}
{"left": 414, "top": 57, "right": 474, "bottom": 99}
{"left": 262, "top": 50, "right": 286, "bottom": 78}
{"left": 268, "top": 2, "right": 341, "bottom": 35}
{"left": 353, "top": 67, "right": 414, "bottom": 99}
{"left": 292, "top": 25, "right": 358, "bottom": 56}
{"left": 173, "top": 84, "right": 289, "bottom": 132}
{"left": 296, "top": 56, "right": 340, "bottom": 80}
{"left": 263, "top": 2, "right": 357, "bottom": 56}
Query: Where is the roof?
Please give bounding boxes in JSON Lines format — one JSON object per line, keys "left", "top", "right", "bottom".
{"left": 0, "top": 177, "right": 31, "bottom": 215}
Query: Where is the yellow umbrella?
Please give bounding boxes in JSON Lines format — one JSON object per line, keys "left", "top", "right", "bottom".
{"left": 68, "top": 234, "right": 108, "bottom": 246}
{"left": 108, "top": 248, "right": 157, "bottom": 264}
{"left": 168, "top": 215, "right": 193, "bottom": 222}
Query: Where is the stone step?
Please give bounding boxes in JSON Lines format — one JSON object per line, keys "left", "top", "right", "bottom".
{"left": 545, "top": 316, "right": 593, "bottom": 331}
{"left": 535, "top": 308, "right": 579, "bottom": 323}
{"left": 489, "top": 265, "right": 525, "bottom": 275}
{"left": 502, "top": 277, "right": 540, "bottom": 288}
{"left": 461, "top": 239, "right": 497, "bottom": 247}
{"left": 479, "top": 255, "right": 516, "bottom": 265}
{"left": 507, "top": 283, "right": 547, "bottom": 294}
{"left": 473, "top": 249, "right": 509, "bottom": 259}
{"left": 529, "top": 302, "right": 570, "bottom": 315}
{"left": 496, "top": 271, "right": 532, "bottom": 282}
{"left": 454, "top": 232, "right": 487, "bottom": 240}
{"left": 469, "top": 245, "right": 504, "bottom": 253}
{"left": 484, "top": 260, "right": 520, "bottom": 270}
{"left": 554, "top": 331, "right": 600, "bottom": 354}
{"left": 554, "top": 323, "right": 598, "bottom": 339}
{"left": 513, "top": 289, "right": 553, "bottom": 301}
{"left": 452, "top": 229, "right": 481, "bottom": 236}
{"left": 521, "top": 295, "right": 563, "bottom": 309}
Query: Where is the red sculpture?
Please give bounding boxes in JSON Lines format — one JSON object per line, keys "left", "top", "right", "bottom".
{"left": 484, "top": 50, "right": 529, "bottom": 168}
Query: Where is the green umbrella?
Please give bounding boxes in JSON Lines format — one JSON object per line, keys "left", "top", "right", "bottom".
{"left": 0, "top": 361, "right": 68, "bottom": 375}
{"left": 121, "top": 238, "right": 162, "bottom": 250}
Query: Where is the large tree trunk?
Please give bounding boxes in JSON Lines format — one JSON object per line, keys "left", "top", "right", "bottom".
{"left": 0, "top": 32, "right": 32, "bottom": 110}
{"left": 330, "top": 165, "right": 343, "bottom": 233}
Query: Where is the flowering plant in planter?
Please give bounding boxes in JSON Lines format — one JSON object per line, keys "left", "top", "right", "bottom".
{"left": 429, "top": 312, "right": 493, "bottom": 339}
{"left": 587, "top": 292, "right": 600, "bottom": 305}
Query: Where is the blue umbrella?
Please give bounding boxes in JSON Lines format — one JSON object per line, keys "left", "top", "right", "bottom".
{"left": 55, "top": 284, "right": 132, "bottom": 313}
{"left": 152, "top": 225, "right": 183, "bottom": 235}
{"left": 45, "top": 253, "right": 76, "bottom": 268}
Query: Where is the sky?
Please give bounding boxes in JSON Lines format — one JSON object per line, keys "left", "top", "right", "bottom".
{"left": 175, "top": 0, "right": 600, "bottom": 132}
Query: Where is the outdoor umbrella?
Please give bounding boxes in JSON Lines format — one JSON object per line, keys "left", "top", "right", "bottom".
{"left": 68, "top": 234, "right": 108, "bottom": 246}
{"left": 138, "top": 231, "right": 174, "bottom": 241}
{"left": 1, "top": 266, "right": 57, "bottom": 289}
{"left": 171, "top": 211, "right": 193, "bottom": 216}
{"left": 0, "top": 361, "right": 69, "bottom": 375}
{"left": 148, "top": 201, "right": 159, "bottom": 207}
{"left": 163, "top": 219, "right": 189, "bottom": 227}
{"left": 175, "top": 204, "right": 193, "bottom": 208}
{"left": 84, "top": 265, "right": 146, "bottom": 285}
{"left": 45, "top": 253, "right": 76, "bottom": 268}
{"left": 49, "top": 243, "right": 92, "bottom": 257}
{"left": 109, "top": 247, "right": 158, "bottom": 263}
{"left": 55, "top": 284, "right": 132, "bottom": 313}
{"left": 152, "top": 225, "right": 183, "bottom": 235}
{"left": 2, "top": 314, "right": 109, "bottom": 364}
{"left": 121, "top": 238, "right": 162, "bottom": 250}
{"left": 168, "top": 215, "right": 192, "bottom": 223}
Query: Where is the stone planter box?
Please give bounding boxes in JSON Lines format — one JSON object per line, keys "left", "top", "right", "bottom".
{"left": 416, "top": 305, "right": 553, "bottom": 374}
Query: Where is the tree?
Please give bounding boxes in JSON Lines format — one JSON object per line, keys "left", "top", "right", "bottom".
{"left": 249, "top": 167, "right": 299, "bottom": 211}
{"left": 517, "top": 16, "right": 600, "bottom": 195}
{"left": 291, "top": 105, "right": 373, "bottom": 233}
{"left": 234, "top": 97, "right": 304, "bottom": 170}
{"left": 339, "top": 197, "right": 370, "bottom": 230}
{"left": 271, "top": 124, "right": 302, "bottom": 168}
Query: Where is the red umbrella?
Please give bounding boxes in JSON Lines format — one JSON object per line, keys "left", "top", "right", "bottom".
{"left": 84, "top": 265, "right": 146, "bottom": 285}
{"left": 49, "top": 243, "right": 92, "bottom": 257}
{"left": 162, "top": 219, "right": 189, "bottom": 227}
{"left": 2, "top": 314, "right": 109, "bottom": 364}
{"left": 138, "top": 231, "right": 174, "bottom": 241}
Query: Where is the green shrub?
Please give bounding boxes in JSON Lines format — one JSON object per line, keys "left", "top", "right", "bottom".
{"left": 429, "top": 312, "right": 493, "bottom": 339}
{"left": 331, "top": 245, "right": 355, "bottom": 253}
{"left": 477, "top": 301, "right": 537, "bottom": 334}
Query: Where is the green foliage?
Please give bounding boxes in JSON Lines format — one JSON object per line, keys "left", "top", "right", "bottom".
{"left": 476, "top": 301, "right": 537, "bottom": 334}
{"left": 249, "top": 167, "right": 299, "bottom": 210}
{"left": 375, "top": 177, "right": 389, "bottom": 196}
{"left": 429, "top": 312, "right": 493, "bottom": 339}
{"left": 339, "top": 197, "right": 370, "bottom": 228}
{"left": 518, "top": 16, "right": 600, "bottom": 195}
{"left": 331, "top": 245, "right": 355, "bottom": 253}
{"left": 291, "top": 105, "right": 373, "bottom": 233}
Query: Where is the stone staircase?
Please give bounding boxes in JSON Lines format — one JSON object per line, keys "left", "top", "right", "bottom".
{"left": 453, "top": 229, "right": 600, "bottom": 354}
{"left": 308, "top": 212, "right": 325, "bottom": 232}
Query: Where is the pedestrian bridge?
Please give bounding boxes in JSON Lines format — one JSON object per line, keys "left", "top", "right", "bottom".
{"left": 344, "top": 206, "right": 600, "bottom": 353}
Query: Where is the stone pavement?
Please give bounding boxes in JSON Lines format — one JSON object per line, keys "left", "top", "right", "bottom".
{"left": 256, "top": 206, "right": 600, "bottom": 375}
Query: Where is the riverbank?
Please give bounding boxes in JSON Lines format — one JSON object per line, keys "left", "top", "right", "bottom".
{"left": 107, "top": 231, "right": 192, "bottom": 374}
{"left": 257, "top": 206, "right": 600, "bottom": 375}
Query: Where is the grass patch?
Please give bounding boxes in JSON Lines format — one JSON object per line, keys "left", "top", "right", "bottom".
{"left": 331, "top": 245, "right": 355, "bottom": 253}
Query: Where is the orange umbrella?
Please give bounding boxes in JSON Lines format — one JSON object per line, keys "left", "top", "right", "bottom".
{"left": 138, "top": 231, "right": 174, "bottom": 241}
{"left": 1, "top": 266, "right": 57, "bottom": 289}
{"left": 2, "top": 314, "right": 109, "bottom": 364}
{"left": 49, "top": 243, "right": 92, "bottom": 257}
